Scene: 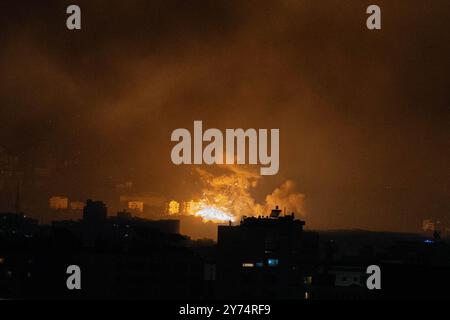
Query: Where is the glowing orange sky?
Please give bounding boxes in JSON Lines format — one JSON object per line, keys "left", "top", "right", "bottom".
{"left": 0, "top": 0, "right": 449, "bottom": 232}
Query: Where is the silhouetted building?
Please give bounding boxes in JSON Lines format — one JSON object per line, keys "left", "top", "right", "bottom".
{"left": 83, "top": 199, "right": 107, "bottom": 224}
{"left": 1, "top": 205, "right": 202, "bottom": 299}
{"left": 313, "top": 264, "right": 371, "bottom": 299}
{"left": 81, "top": 200, "right": 107, "bottom": 247}
{"left": 216, "top": 207, "right": 319, "bottom": 299}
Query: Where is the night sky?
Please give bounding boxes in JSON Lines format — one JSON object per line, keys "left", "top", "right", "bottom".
{"left": 0, "top": 0, "right": 449, "bottom": 231}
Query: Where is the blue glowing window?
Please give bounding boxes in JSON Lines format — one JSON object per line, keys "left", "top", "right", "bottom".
{"left": 267, "top": 258, "right": 279, "bottom": 266}
{"left": 255, "top": 262, "right": 264, "bottom": 267}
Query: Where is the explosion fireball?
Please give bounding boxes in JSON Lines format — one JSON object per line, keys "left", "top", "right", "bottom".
{"left": 170, "top": 166, "right": 305, "bottom": 224}
{"left": 194, "top": 205, "right": 236, "bottom": 222}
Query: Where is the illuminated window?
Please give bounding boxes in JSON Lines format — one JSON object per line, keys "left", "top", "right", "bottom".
{"left": 242, "top": 262, "right": 254, "bottom": 268}
{"left": 128, "top": 201, "right": 144, "bottom": 213}
{"left": 0, "top": 257, "right": 5, "bottom": 264}
{"left": 305, "top": 276, "right": 313, "bottom": 284}
{"left": 305, "top": 292, "right": 310, "bottom": 300}
{"left": 267, "top": 258, "right": 279, "bottom": 267}
{"left": 168, "top": 200, "right": 180, "bottom": 215}
{"left": 255, "top": 262, "right": 264, "bottom": 267}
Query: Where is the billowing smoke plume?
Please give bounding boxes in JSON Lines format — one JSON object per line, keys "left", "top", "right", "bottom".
{"left": 194, "top": 166, "right": 305, "bottom": 221}
{"left": 265, "top": 180, "right": 305, "bottom": 216}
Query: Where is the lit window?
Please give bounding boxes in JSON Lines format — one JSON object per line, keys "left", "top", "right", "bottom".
{"left": 255, "top": 262, "right": 264, "bottom": 267}
{"left": 305, "top": 276, "right": 313, "bottom": 284}
{"left": 242, "top": 262, "right": 254, "bottom": 268}
{"left": 267, "top": 258, "right": 279, "bottom": 267}
{"left": 305, "top": 292, "right": 310, "bottom": 300}
{"left": 0, "top": 257, "right": 5, "bottom": 264}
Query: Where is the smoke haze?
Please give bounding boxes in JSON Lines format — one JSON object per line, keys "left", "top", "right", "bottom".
{"left": 0, "top": 0, "right": 449, "bottom": 232}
